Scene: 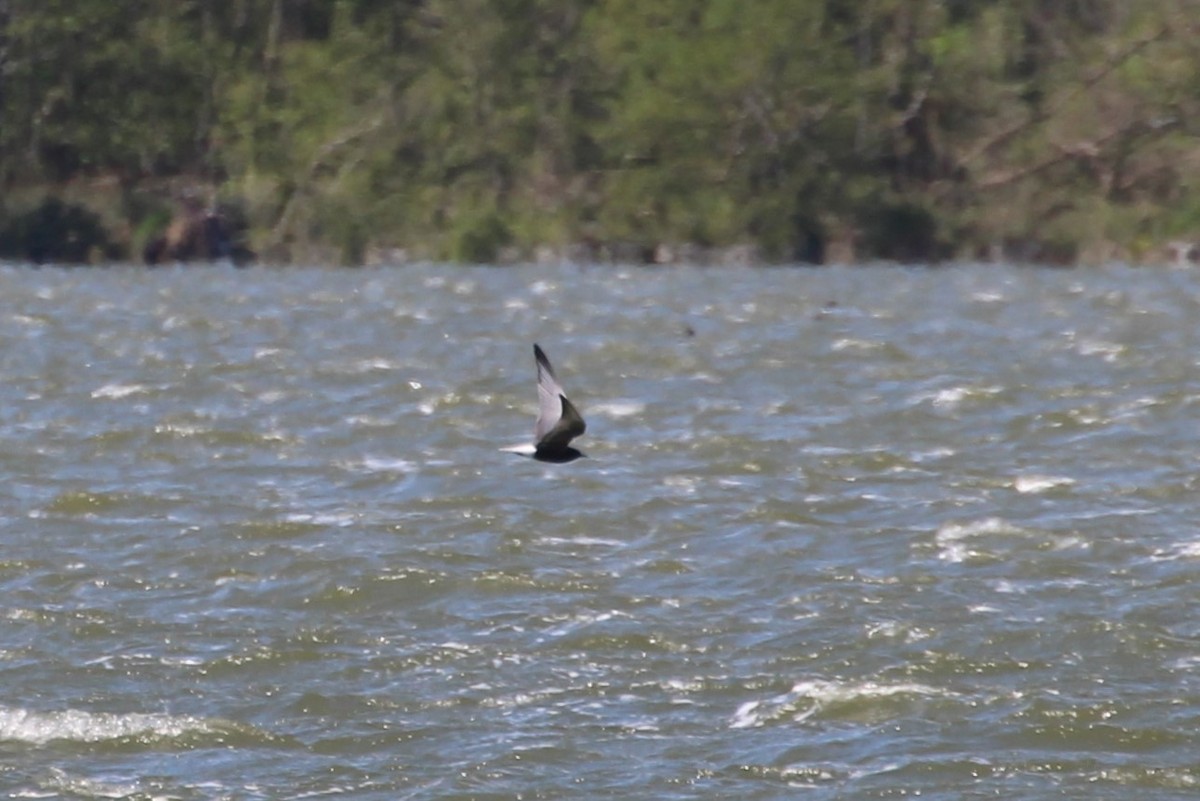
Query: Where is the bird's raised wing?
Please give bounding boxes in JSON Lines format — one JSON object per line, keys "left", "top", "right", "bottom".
{"left": 537, "top": 393, "right": 586, "bottom": 450}
{"left": 534, "top": 344, "right": 567, "bottom": 442}
{"left": 533, "top": 344, "right": 587, "bottom": 449}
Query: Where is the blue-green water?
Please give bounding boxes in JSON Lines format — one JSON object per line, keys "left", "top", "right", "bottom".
{"left": 0, "top": 262, "right": 1198, "bottom": 799}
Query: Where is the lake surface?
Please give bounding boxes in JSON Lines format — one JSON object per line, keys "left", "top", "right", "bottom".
{"left": 0, "top": 261, "right": 1198, "bottom": 799}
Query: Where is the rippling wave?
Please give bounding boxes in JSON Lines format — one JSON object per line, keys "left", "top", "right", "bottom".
{"left": 0, "top": 706, "right": 282, "bottom": 749}
{"left": 0, "top": 262, "right": 1198, "bottom": 799}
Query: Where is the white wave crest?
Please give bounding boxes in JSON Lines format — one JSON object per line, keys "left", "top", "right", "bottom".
{"left": 935, "top": 517, "right": 1026, "bottom": 563}
{"left": 90, "top": 383, "right": 149, "bottom": 399}
{"left": 0, "top": 707, "right": 211, "bottom": 745}
{"left": 731, "top": 679, "right": 946, "bottom": 729}
{"left": 1013, "top": 474, "right": 1075, "bottom": 494}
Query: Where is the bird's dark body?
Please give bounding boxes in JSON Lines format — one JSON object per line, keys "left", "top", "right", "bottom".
{"left": 533, "top": 445, "right": 585, "bottom": 463}
{"left": 505, "top": 344, "right": 588, "bottom": 463}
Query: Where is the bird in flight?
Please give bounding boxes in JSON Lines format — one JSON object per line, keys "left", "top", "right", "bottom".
{"left": 502, "top": 344, "right": 587, "bottom": 463}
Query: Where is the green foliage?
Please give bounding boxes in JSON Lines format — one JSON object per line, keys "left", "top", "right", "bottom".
{"left": 2, "top": 0, "right": 1200, "bottom": 264}
{"left": 131, "top": 207, "right": 175, "bottom": 261}
{"left": 857, "top": 200, "right": 946, "bottom": 263}
{"left": 452, "top": 212, "right": 513, "bottom": 264}
{"left": 2, "top": 2, "right": 212, "bottom": 179}
{"left": 0, "top": 197, "right": 116, "bottom": 264}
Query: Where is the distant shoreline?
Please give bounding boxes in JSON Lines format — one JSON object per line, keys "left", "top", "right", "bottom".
{"left": 1, "top": 181, "right": 1194, "bottom": 270}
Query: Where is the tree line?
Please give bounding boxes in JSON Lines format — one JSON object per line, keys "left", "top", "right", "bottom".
{"left": 1, "top": 0, "right": 1199, "bottom": 265}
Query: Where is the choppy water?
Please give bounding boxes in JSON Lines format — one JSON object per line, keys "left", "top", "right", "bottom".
{"left": 1, "top": 261, "right": 1199, "bottom": 799}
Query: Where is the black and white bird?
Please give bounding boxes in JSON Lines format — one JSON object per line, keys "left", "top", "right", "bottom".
{"left": 502, "top": 344, "right": 587, "bottom": 463}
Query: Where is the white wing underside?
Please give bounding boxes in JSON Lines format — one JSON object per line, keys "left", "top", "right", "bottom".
{"left": 535, "top": 355, "right": 566, "bottom": 442}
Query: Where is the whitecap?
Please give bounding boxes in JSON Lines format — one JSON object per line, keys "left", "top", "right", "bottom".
{"left": 911, "top": 447, "right": 956, "bottom": 462}
{"left": 0, "top": 707, "right": 207, "bottom": 745}
{"left": 831, "top": 337, "right": 884, "bottom": 352}
{"left": 537, "top": 535, "right": 625, "bottom": 548}
{"left": 1076, "top": 338, "right": 1125, "bottom": 360}
{"left": 864, "top": 621, "right": 930, "bottom": 643}
{"left": 283, "top": 511, "right": 357, "bottom": 527}
{"left": 90, "top": 383, "right": 149, "bottom": 399}
{"left": 160, "top": 655, "right": 204, "bottom": 667}
{"left": 969, "top": 603, "right": 1003, "bottom": 613}
{"left": 930, "top": 387, "right": 969, "bottom": 407}
{"left": 913, "top": 384, "right": 1002, "bottom": 410}
{"left": 39, "top": 769, "right": 140, "bottom": 799}
{"left": 345, "top": 456, "right": 417, "bottom": 474}
{"left": 936, "top": 517, "right": 1023, "bottom": 543}
{"left": 1013, "top": 474, "right": 1075, "bottom": 494}
{"left": 346, "top": 414, "right": 391, "bottom": 428}
{"left": 542, "top": 610, "right": 626, "bottom": 640}
{"left": 731, "top": 679, "right": 946, "bottom": 729}
{"left": 155, "top": 422, "right": 205, "bottom": 437}
{"left": 1151, "top": 540, "right": 1200, "bottom": 561}
{"left": 592, "top": 400, "right": 645, "bottom": 418}
{"left": 934, "top": 517, "right": 1025, "bottom": 563}
{"left": 348, "top": 358, "right": 398, "bottom": 373}
{"left": 1169, "top": 655, "right": 1200, "bottom": 670}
